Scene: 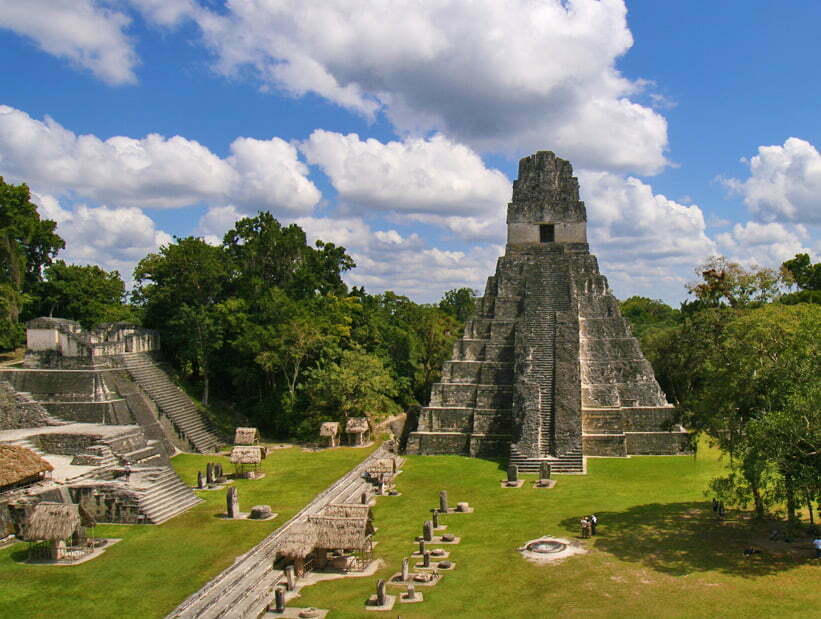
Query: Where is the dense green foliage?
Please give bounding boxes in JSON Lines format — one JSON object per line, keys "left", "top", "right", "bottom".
{"left": 28, "top": 261, "right": 133, "bottom": 328}
{"left": 0, "top": 178, "right": 63, "bottom": 347}
{"left": 133, "top": 212, "right": 462, "bottom": 438}
{"left": 624, "top": 257, "right": 820, "bottom": 523}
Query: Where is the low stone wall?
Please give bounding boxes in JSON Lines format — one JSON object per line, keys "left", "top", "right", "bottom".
{"left": 0, "top": 370, "right": 98, "bottom": 397}
{"left": 623, "top": 406, "right": 679, "bottom": 432}
{"left": 35, "top": 432, "right": 102, "bottom": 455}
{"left": 70, "top": 485, "right": 143, "bottom": 524}
{"left": 406, "top": 431, "right": 470, "bottom": 455}
{"left": 41, "top": 401, "right": 123, "bottom": 424}
{"left": 582, "top": 434, "right": 626, "bottom": 457}
{"left": 581, "top": 409, "right": 624, "bottom": 434}
{"left": 625, "top": 432, "right": 691, "bottom": 455}
{"left": 0, "top": 381, "right": 51, "bottom": 429}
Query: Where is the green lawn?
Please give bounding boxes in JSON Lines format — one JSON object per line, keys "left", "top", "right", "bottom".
{"left": 295, "top": 446, "right": 821, "bottom": 618}
{"left": 0, "top": 444, "right": 376, "bottom": 618}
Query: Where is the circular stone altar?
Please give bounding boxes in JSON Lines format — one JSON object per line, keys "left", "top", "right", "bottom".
{"left": 519, "top": 537, "right": 586, "bottom": 564}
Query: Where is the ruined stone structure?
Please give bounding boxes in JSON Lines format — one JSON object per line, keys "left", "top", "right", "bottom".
{"left": 0, "top": 318, "right": 221, "bottom": 525}
{"left": 407, "top": 152, "right": 690, "bottom": 472}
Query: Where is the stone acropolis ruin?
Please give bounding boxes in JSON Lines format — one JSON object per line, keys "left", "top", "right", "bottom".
{"left": 406, "top": 152, "right": 689, "bottom": 472}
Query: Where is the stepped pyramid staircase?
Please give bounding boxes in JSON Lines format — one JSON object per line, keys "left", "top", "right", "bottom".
{"left": 508, "top": 251, "right": 584, "bottom": 473}
{"left": 135, "top": 466, "right": 202, "bottom": 524}
{"left": 118, "top": 353, "right": 221, "bottom": 453}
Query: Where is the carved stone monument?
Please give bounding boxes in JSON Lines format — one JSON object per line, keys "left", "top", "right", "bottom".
{"left": 226, "top": 486, "right": 240, "bottom": 518}
{"left": 507, "top": 464, "right": 518, "bottom": 482}
{"left": 285, "top": 565, "right": 296, "bottom": 591}
{"left": 407, "top": 151, "right": 690, "bottom": 472}
{"left": 274, "top": 588, "right": 285, "bottom": 613}
{"left": 376, "top": 579, "right": 386, "bottom": 605}
{"left": 401, "top": 557, "right": 409, "bottom": 581}
{"left": 206, "top": 462, "right": 215, "bottom": 485}
{"left": 439, "top": 490, "right": 448, "bottom": 513}
{"left": 197, "top": 471, "right": 205, "bottom": 489}
{"left": 423, "top": 520, "right": 433, "bottom": 542}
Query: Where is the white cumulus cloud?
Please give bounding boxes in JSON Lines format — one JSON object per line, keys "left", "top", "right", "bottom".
{"left": 0, "top": 105, "right": 320, "bottom": 215}
{"left": 183, "top": 0, "right": 668, "bottom": 174}
{"left": 0, "top": 0, "right": 138, "bottom": 85}
{"left": 578, "top": 171, "right": 717, "bottom": 299}
{"left": 300, "top": 131, "right": 510, "bottom": 216}
{"left": 295, "top": 216, "right": 500, "bottom": 301}
{"left": 32, "top": 192, "right": 172, "bottom": 282}
{"left": 722, "top": 137, "right": 821, "bottom": 225}
{"left": 715, "top": 221, "right": 813, "bottom": 267}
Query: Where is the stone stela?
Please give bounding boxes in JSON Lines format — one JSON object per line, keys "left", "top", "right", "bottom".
{"left": 407, "top": 151, "right": 691, "bottom": 473}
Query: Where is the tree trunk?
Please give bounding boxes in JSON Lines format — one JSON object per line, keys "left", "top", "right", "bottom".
{"left": 751, "top": 484, "right": 765, "bottom": 519}
{"left": 202, "top": 357, "right": 210, "bottom": 406}
{"left": 807, "top": 492, "right": 815, "bottom": 525}
{"left": 785, "top": 473, "right": 797, "bottom": 523}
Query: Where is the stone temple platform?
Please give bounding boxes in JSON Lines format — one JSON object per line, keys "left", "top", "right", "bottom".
{"left": 406, "top": 152, "right": 690, "bottom": 472}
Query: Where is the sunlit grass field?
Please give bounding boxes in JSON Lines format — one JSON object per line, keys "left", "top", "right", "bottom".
{"left": 296, "top": 445, "right": 820, "bottom": 618}
{"left": 0, "top": 444, "right": 376, "bottom": 618}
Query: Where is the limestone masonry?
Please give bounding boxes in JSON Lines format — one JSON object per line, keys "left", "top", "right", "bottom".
{"left": 406, "top": 152, "right": 690, "bottom": 471}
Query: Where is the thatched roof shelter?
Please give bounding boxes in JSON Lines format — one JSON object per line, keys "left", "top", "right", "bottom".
{"left": 322, "top": 503, "right": 372, "bottom": 521}
{"left": 230, "top": 446, "right": 262, "bottom": 464}
{"left": 278, "top": 523, "right": 317, "bottom": 559}
{"left": 0, "top": 445, "right": 53, "bottom": 489}
{"left": 234, "top": 427, "right": 260, "bottom": 445}
{"left": 308, "top": 515, "right": 371, "bottom": 550}
{"left": 319, "top": 422, "right": 339, "bottom": 437}
{"left": 345, "top": 417, "right": 369, "bottom": 434}
{"left": 21, "top": 502, "right": 80, "bottom": 542}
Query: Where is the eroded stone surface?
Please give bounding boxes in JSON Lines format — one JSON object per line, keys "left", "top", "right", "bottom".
{"left": 407, "top": 152, "right": 690, "bottom": 472}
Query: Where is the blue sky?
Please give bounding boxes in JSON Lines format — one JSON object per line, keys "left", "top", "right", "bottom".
{"left": 1, "top": 0, "right": 818, "bottom": 304}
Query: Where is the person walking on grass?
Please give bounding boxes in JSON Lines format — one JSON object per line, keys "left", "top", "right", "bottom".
{"left": 590, "top": 514, "right": 598, "bottom": 536}
{"left": 813, "top": 536, "right": 821, "bottom": 559}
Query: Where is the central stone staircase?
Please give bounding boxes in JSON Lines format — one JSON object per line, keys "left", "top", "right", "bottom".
{"left": 118, "top": 353, "right": 221, "bottom": 453}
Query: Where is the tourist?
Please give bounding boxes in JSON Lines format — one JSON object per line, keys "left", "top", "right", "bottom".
{"left": 813, "top": 536, "right": 821, "bottom": 559}
{"left": 590, "top": 514, "right": 598, "bottom": 535}
{"left": 580, "top": 517, "right": 590, "bottom": 538}
{"left": 124, "top": 461, "right": 132, "bottom": 482}
{"left": 718, "top": 501, "right": 725, "bottom": 519}
{"left": 711, "top": 498, "right": 719, "bottom": 514}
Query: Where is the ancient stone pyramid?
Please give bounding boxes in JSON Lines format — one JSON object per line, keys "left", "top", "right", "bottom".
{"left": 406, "top": 152, "right": 689, "bottom": 472}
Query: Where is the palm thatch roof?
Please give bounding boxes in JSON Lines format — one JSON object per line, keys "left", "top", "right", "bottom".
{"left": 21, "top": 502, "right": 80, "bottom": 542}
{"left": 234, "top": 427, "right": 260, "bottom": 445}
{"left": 319, "top": 422, "right": 339, "bottom": 437}
{"left": 308, "top": 514, "right": 371, "bottom": 549}
{"left": 0, "top": 445, "right": 53, "bottom": 488}
{"left": 230, "top": 446, "right": 262, "bottom": 464}
{"left": 345, "top": 417, "right": 369, "bottom": 434}
{"left": 278, "top": 523, "right": 317, "bottom": 559}
{"left": 322, "top": 503, "right": 372, "bottom": 521}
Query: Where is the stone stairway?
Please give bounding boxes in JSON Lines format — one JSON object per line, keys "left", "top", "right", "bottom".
{"left": 508, "top": 444, "right": 584, "bottom": 473}
{"left": 4, "top": 436, "right": 47, "bottom": 456}
{"left": 118, "top": 353, "right": 220, "bottom": 453}
{"left": 136, "top": 467, "right": 202, "bottom": 525}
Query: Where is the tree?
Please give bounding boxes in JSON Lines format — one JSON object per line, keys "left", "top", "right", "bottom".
{"left": 29, "top": 261, "right": 132, "bottom": 328}
{"left": 0, "top": 178, "right": 63, "bottom": 348}
{"left": 439, "top": 287, "right": 477, "bottom": 323}
{"left": 133, "top": 237, "right": 229, "bottom": 405}
{"left": 620, "top": 296, "right": 680, "bottom": 340}
{"left": 690, "top": 304, "right": 820, "bottom": 519}
{"left": 224, "top": 212, "right": 354, "bottom": 301}
{"left": 686, "top": 256, "right": 779, "bottom": 309}
{"left": 781, "top": 253, "right": 821, "bottom": 291}
{"left": 304, "top": 347, "right": 402, "bottom": 436}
